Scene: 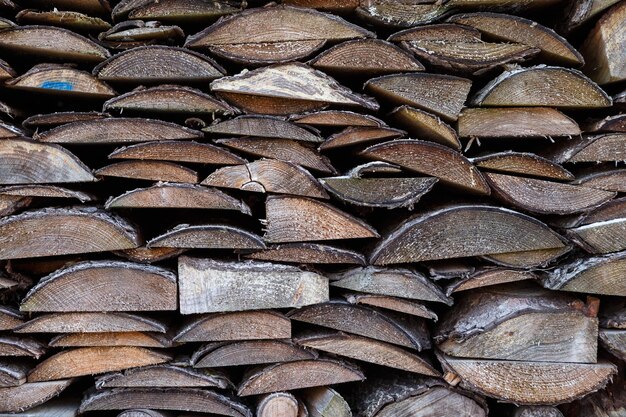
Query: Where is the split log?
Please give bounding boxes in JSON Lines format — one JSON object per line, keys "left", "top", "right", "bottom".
{"left": 0, "top": 194, "right": 30, "bottom": 217}
{"left": 345, "top": 161, "right": 403, "bottom": 176}
{"left": 370, "top": 205, "right": 566, "bottom": 264}
{"left": 204, "top": 116, "right": 322, "bottom": 143}
{"left": 210, "top": 63, "right": 379, "bottom": 115}
{"left": 28, "top": 347, "right": 171, "bottom": 382}
{"left": 472, "top": 152, "right": 574, "bottom": 181}
{"left": 203, "top": 159, "right": 328, "bottom": 198}
{"left": 22, "top": 111, "right": 108, "bottom": 129}
{"left": 283, "top": 0, "right": 358, "bottom": 12}
{"left": 147, "top": 224, "right": 264, "bottom": 249}
{"left": 288, "top": 301, "right": 431, "bottom": 350}
{"left": 0, "top": 58, "right": 15, "bottom": 81}
{"left": 458, "top": 108, "right": 580, "bottom": 138}
{"left": 95, "top": 161, "right": 198, "bottom": 183}
{"left": 174, "top": 311, "right": 291, "bottom": 342}
{"left": 25, "top": 0, "right": 111, "bottom": 15}
{"left": 0, "top": 122, "right": 25, "bottom": 138}
{"left": 20, "top": 260, "right": 177, "bottom": 312}
{"left": 438, "top": 354, "right": 616, "bottom": 405}
{"left": 263, "top": 195, "right": 379, "bottom": 242}
{"left": 106, "top": 183, "right": 250, "bottom": 213}
{"left": 79, "top": 388, "right": 252, "bottom": 417}
{"left": 109, "top": 141, "right": 244, "bottom": 165}
{"left": 0, "top": 379, "right": 73, "bottom": 413}
{"left": 330, "top": 266, "right": 450, "bottom": 304}
{"left": 49, "top": 332, "right": 173, "bottom": 348}
{"left": 15, "top": 312, "right": 167, "bottom": 333}
{"left": 93, "top": 46, "right": 224, "bottom": 83}
{"left": 124, "top": 0, "right": 244, "bottom": 23}
{"left": 364, "top": 73, "right": 471, "bottom": 121}
{"left": 0, "top": 185, "right": 93, "bottom": 203}
{"left": 238, "top": 359, "right": 364, "bottom": 396}
{"left": 292, "top": 110, "right": 385, "bottom": 128}
{"left": 0, "top": 399, "right": 79, "bottom": 417}
{"left": 117, "top": 410, "right": 174, "bottom": 417}
{"left": 309, "top": 39, "right": 424, "bottom": 76}
{"left": 37, "top": 117, "right": 203, "bottom": 144}
{"left": 484, "top": 248, "right": 572, "bottom": 269}
{"left": 95, "top": 365, "right": 230, "bottom": 389}
{"left": 0, "top": 306, "right": 24, "bottom": 330}
{"left": 320, "top": 126, "right": 404, "bottom": 150}
{"left": 245, "top": 243, "right": 366, "bottom": 265}
{"left": 585, "top": 114, "right": 626, "bottom": 133}
{"left": 567, "top": 218, "right": 626, "bottom": 254}
{"left": 544, "top": 133, "right": 626, "bottom": 163}
{"left": 578, "top": 197, "right": 626, "bottom": 226}
{"left": 104, "top": 85, "right": 237, "bottom": 115}
{"left": 471, "top": 66, "right": 612, "bottom": 108}
{"left": 192, "top": 340, "right": 317, "bottom": 367}
{"left": 301, "top": 387, "right": 351, "bottom": 417}
{"left": 0, "top": 359, "right": 30, "bottom": 387}
{"left": 0, "top": 336, "right": 46, "bottom": 358}
{"left": 114, "top": 247, "right": 186, "bottom": 264}
{"left": 573, "top": 169, "right": 626, "bottom": 192}
{"left": 257, "top": 392, "right": 299, "bottom": 417}
{"left": 345, "top": 293, "right": 438, "bottom": 320}
{"left": 0, "top": 26, "right": 110, "bottom": 62}
{"left": 446, "top": 268, "right": 537, "bottom": 295}
{"left": 599, "top": 329, "right": 626, "bottom": 360}
{"left": 600, "top": 298, "right": 626, "bottom": 329}
{"left": 178, "top": 257, "right": 328, "bottom": 314}
{"left": 0, "top": 207, "right": 140, "bottom": 259}
{"left": 389, "top": 105, "right": 461, "bottom": 150}
{"left": 98, "top": 22, "right": 185, "bottom": 50}
{"left": 512, "top": 406, "right": 564, "bottom": 417}
{"left": 185, "top": 6, "right": 373, "bottom": 64}
{"left": 15, "top": 10, "right": 111, "bottom": 32}
{"left": 295, "top": 331, "right": 439, "bottom": 375}
{"left": 560, "top": 0, "right": 621, "bottom": 33}
{"left": 361, "top": 140, "right": 489, "bottom": 194}
{"left": 448, "top": 13, "right": 584, "bottom": 66}
{"left": 0, "top": 139, "right": 95, "bottom": 185}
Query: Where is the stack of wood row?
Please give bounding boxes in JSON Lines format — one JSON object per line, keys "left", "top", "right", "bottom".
{"left": 0, "top": 0, "right": 624, "bottom": 416}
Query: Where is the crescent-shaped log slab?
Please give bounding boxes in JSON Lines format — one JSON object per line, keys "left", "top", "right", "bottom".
{"left": 20, "top": 261, "right": 177, "bottom": 312}
{"left": 95, "top": 364, "right": 230, "bottom": 389}
{"left": 446, "top": 268, "right": 537, "bottom": 295}
{"left": 23, "top": 111, "right": 109, "bottom": 128}
{"left": 0, "top": 207, "right": 140, "bottom": 259}
{"left": 109, "top": 141, "right": 244, "bottom": 165}
{"left": 126, "top": 0, "right": 244, "bottom": 23}
{"left": 544, "top": 133, "right": 626, "bottom": 163}
{"left": 114, "top": 246, "right": 186, "bottom": 264}
{"left": 147, "top": 224, "right": 265, "bottom": 250}
{"left": 204, "top": 115, "right": 321, "bottom": 142}
{"left": 370, "top": 205, "right": 566, "bottom": 264}
{"left": 0, "top": 336, "right": 46, "bottom": 358}
{"left": 319, "top": 126, "right": 404, "bottom": 150}
{"left": 585, "top": 114, "right": 626, "bottom": 133}
{"left": 15, "top": 9, "right": 111, "bottom": 32}
{"left": 292, "top": 110, "right": 385, "bottom": 128}
{"left": 0, "top": 379, "right": 73, "bottom": 413}
{"left": 0, "top": 306, "right": 24, "bottom": 330}
{"left": 14, "top": 312, "right": 167, "bottom": 333}
{"left": 301, "top": 387, "right": 352, "bottom": 417}
{"left": 98, "top": 21, "right": 184, "bottom": 48}
{"left": 389, "top": 105, "right": 460, "bottom": 150}
{"left": 175, "top": 311, "right": 291, "bottom": 342}
{"left": 559, "top": 0, "right": 621, "bottom": 33}
{"left": 192, "top": 340, "right": 317, "bottom": 368}
{"left": 96, "top": 161, "right": 198, "bottom": 183}
{"left": 574, "top": 169, "right": 626, "bottom": 193}
{"left": 473, "top": 152, "right": 574, "bottom": 180}
{"left": 246, "top": 243, "right": 366, "bottom": 265}
{"left": 0, "top": 359, "right": 30, "bottom": 387}
{"left": 483, "top": 247, "right": 572, "bottom": 269}
{"left": 345, "top": 294, "right": 438, "bottom": 320}
{"left": 0, "top": 185, "right": 94, "bottom": 202}
{"left": 567, "top": 218, "right": 626, "bottom": 254}
{"left": 48, "top": 332, "right": 173, "bottom": 348}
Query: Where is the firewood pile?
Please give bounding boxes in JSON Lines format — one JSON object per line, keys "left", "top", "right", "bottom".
{"left": 0, "top": 0, "right": 625, "bottom": 416}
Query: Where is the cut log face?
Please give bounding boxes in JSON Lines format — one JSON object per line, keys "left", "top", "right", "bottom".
{"left": 560, "top": 0, "right": 621, "bottom": 33}
{"left": 581, "top": 197, "right": 626, "bottom": 226}
{"left": 113, "top": 0, "right": 241, "bottom": 21}
{"left": 147, "top": 224, "right": 264, "bottom": 249}
{"left": 109, "top": 141, "right": 244, "bottom": 166}
{"left": 370, "top": 205, "right": 566, "bottom": 264}
{"left": 0, "top": 207, "right": 141, "bottom": 259}
{"left": 23, "top": 111, "right": 109, "bottom": 128}
{"left": 458, "top": 107, "right": 581, "bottom": 138}
{"left": 585, "top": 114, "right": 626, "bottom": 133}
{"left": 117, "top": 409, "right": 175, "bottom": 417}
{"left": 203, "top": 159, "right": 328, "bottom": 198}
{"left": 573, "top": 168, "right": 626, "bottom": 193}
{"left": 185, "top": 6, "right": 373, "bottom": 64}
{"left": 210, "top": 63, "right": 379, "bottom": 115}
{"left": 567, "top": 218, "right": 626, "bottom": 254}
{"left": 295, "top": 331, "right": 440, "bottom": 375}
{"left": 28, "top": 347, "right": 172, "bottom": 382}
{"left": 292, "top": 110, "right": 385, "bottom": 128}
{"left": 288, "top": 301, "right": 431, "bottom": 350}
{"left": 345, "top": 293, "right": 438, "bottom": 320}
{"left": 15, "top": 312, "right": 167, "bottom": 333}
{"left": 95, "top": 365, "right": 230, "bottom": 389}
{"left": 0, "top": 306, "right": 24, "bottom": 330}
{"left": 471, "top": 66, "right": 612, "bottom": 108}
{"left": 512, "top": 406, "right": 564, "bottom": 417}
{"left": 0, "top": 26, "right": 110, "bottom": 62}
{"left": 257, "top": 392, "right": 299, "bottom": 417}
{"left": 204, "top": 116, "right": 322, "bottom": 143}
{"left": 0, "top": 194, "right": 29, "bottom": 216}
{"left": 309, "top": 39, "right": 424, "bottom": 75}
{"left": 114, "top": 247, "right": 186, "bottom": 264}
{"left": 174, "top": 311, "right": 291, "bottom": 342}
{"left": 446, "top": 268, "right": 537, "bottom": 295}
{"left": 0, "top": 336, "right": 46, "bottom": 358}
{"left": 99, "top": 24, "right": 185, "bottom": 50}
{"left": 301, "top": 387, "right": 351, "bottom": 417}
{"left": 192, "top": 340, "right": 317, "bottom": 368}
{"left": 178, "top": 257, "right": 328, "bottom": 314}
{"left": 483, "top": 247, "right": 571, "bottom": 269}
{"left": 0, "top": 122, "right": 25, "bottom": 138}
{"left": 93, "top": 46, "right": 224, "bottom": 83}
{"left": 238, "top": 359, "right": 364, "bottom": 396}
{"left": 37, "top": 117, "right": 203, "bottom": 144}
{"left": 96, "top": 161, "right": 198, "bottom": 183}
{"left": 49, "top": 332, "right": 173, "bottom": 348}
{"left": 0, "top": 379, "right": 73, "bottom": 413}
{"left": 264, "top": 195, "right": 379, "bottom": 242}
{"left": 438, "top": 355, "right": 617, "bottom": 405}
{"left": 360, "top": 140, "right": 490, "bottom": 195}
{"left": 16, "top": 10, "right": 111, "bottom": 31}
{"left": 79, "top": 388, "right": 252, "bottom": 417}
{"left": 346, "top": 161, "right": 403, "bottom": 176}
{"left": 0, "top": 58, "right": 15, "bottom": 81}
{"left": 106, "top": 183, "right": 251, "bottom": 213}
{"left": 20, "top": 260, "right": 177, "bottom": 312}
{"left": 389, "top": 105, "right": 461, "bottom": 150}
{"left": 246, "top": 243, "right": 366, "bottom": 265}
{"left": 447, "top": 12, "right": 584, "bottom": 66}
{"left": 580, "top": 1, "right": 626, "bottom": 84}
{"left": 544, "top": 133, "right": 626, "bottom": 163}
{"left": 0, "top": 139, "right": 95, "bottom": 185}
{"left": 0, "top": 185, "right": 93, "bottom": 202}
{"left": 599, "top": 329, "right": 626, "bottom": 361}
{"left": 319, "top": 126, "right": 404, "bottom": 150}
{"left": 472, "top": 152, "right": 574, "bottom": 181}
{"left": 0, "top": 359, "right": 31, "bottom": 387}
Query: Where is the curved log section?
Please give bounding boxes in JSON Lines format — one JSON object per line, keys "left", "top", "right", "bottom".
{"left": 246, "top": 243, "right": 366, "bottom": 265}
{"left": 192, "top": 340, "right": 317, "bottom": 368}
{"left": 109, "top": 141, "right": 245, "bottom": 165}
{"left": 0, "top": 379, "right": 73, "bottom": 413}
{"left": 147, "top": 225, "right": 265, "bottom": 249}
{"left": 203, "top": 115, "right": 322, "bottom": 142}
{"left": 389, "top": 105, "right": 461, "bottom": 150}
{"left": 95, "top": 364, "right": 230, "bottom": 389}
{"left": 472, "top": 152, "right": 574, "bottom": 180}
{"left": 14, "top": 312, "right": 167, "bottom": 333}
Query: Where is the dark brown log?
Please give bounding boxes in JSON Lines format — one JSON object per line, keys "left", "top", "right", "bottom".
{"left": 544, "top": 133, "right": 626, "bottom": 163}
{"left": 345, "top": 293, "right": 438, "bottom": 320}
{"left": 192, "top": 340, "right": 317, "bottom": 368}
{"left": 15, "top": 312, "right": 167, "bottom": 333}
{"left": 49, "top": 332, "right": 173, "bottom": 348}
{"left": 389, "top": 105, "right": 461, "bottom": 150}
{"left": 22, "top": 111, "right": 109, "bottom": 129}
{"left": 567, "top": 218, "right": 626, "bottom": 254}
{"left": 98, "top": 21, "right": 184, "bottom": 49}
{"left": 292, "top": 110, "right": 385, "bottom": 128}
{"left": 0, "top": 359, "right": 30, "bottom": 387}
{"left": 15, "top": 10, "right": 111, "bottom": 32}
{"left": 113, "top": 247, "right": 186, "bottom": 264}
{"left": 473, "top": 152, "right": 574, "bottom": 181}
{"left": 585, "top": 114, "right": 626, "bottom": 133}
{"left": 0, "top": 336, "right": 46, "bottom": 358}
{"left": 345, "top": 161, "right": 403, "bottom": 176}
{"left": 0, "top": 194, "right": 30, "bottom": 216}
{"left": 301, "top": 387, "right": 351, "bottom": 417}
{"left": 0, "top": 380, "right": 73, "bottom": 413}
{"left": 319, "top": 126, "right": 404, "bottom": 150}
{"left": 96, "top": 161, "right": 198, "bottom": 183}
{"left": 125, "top": 0, "right": 244, "bottom": 23}
{"left": 204, "top": 115, "right": 322, "bottom": 142}
{"left": 95, "top": 365, "right": 230, "bottom": 389}
{"left": 0, "top": 185, "right": 93, "bottom": 203}
{"left": 0, "top": 306, "right": 24, "bottom": 330}
{"left": 446, "top": 268, "right": 537, "bottom": 295}
{"left": 580, "top": 197, "right": 626, "bottom": 226}
{"left": 245, "top": 243, "right": 366, "bottom": 265}
{"left": 559, "top": 0, "right": 621, "bottom": 33}
{"left": 573, "top": 169, "right": 626, "bottom": 192}
{"left": 257, "top": 392, "right": 299, "bottom": 417}
{"left": 147, "top": 224, "right": 264, "bottom": 250}
{"left": 282, "top": 0, "right": 358, "bottom": 12}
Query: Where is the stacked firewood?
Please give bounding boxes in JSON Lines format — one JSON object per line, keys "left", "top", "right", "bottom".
{"left": 0, "top": 0, "right": 624, "bottom": 416}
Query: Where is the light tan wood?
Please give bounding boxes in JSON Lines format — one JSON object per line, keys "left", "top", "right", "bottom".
{"left": 96, "top": 161, "right": 198, "bottom": 183}
{"left": 192, "top": 340, "right": 317, "bottom": 368}
{"left": 0, "top": 380, "right": 73, "bottom": 413}
{"left": 0, "top": 306, "right": 24, "bottom": 330}
{"left": 0, "top": 185, "right": 93, "bottom": 202}
{"left": 257, "top": 392, "right": 299, "bottom": 417}
{"left": 49, "top": 332, "right": 173, "bottom": 348}
{"left": 544, "top": 252, "right": 626, "bottom": 296}
{"left": 15, "top": 312, "right": 167, "bottom": 333}
{"left": 147, "top": 224, "right": 264, "bottom": 250}
{"left": 16, "top": 10, "right": 111, "bottom": 32}
{"left": 345, "top": 293, "right": 438, "bottom": 320}
{"left": 108, "top": 140, "right": 243, "bottom": 165}
{"left": 246, "top": 243, "right": 366, "bottom": 265}
{"left": 389, "top": 105, "right": 460, "bottom": 150}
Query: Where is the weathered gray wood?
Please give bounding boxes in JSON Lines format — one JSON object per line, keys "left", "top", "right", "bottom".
{"left": 246, "top": 243, "right": 366, "bottom": 265}
{"left": 0, "top": 380, "right": 73, "bottom": 413}
{"left": 446, "top": 268, "right": 537, "bottom": 295}
{"left": 472, "top": 152, "right": 574, "bottom": 181}
{"left": 0, "top": 399, "right": 79, "bottom": 417}
{"left": 512, "top": 406, "right": 564, "bottom": 417}
{"left": 95, "top": 365, "right": 230, "bottom": 389}
{"left": 0, "top": 306, "right": 24, "bottom": 330}
{"left": 567, "top": 218, "right": 626, "bottom": 254}
{"left": 192, "top": 340, "right": 316, "bottom": 368}
{"left": 0, "top": 336, "right": 46, "bottom": 358}
{"left": 203, "top": 115, "right": 322, "bottom": 142}
{"left": 301, "top": 387, "right": 351, "bottom": 417}
{"left": 15, "top": 312, "right": 167, "bottom": 333}
{"left": 257, "top": 392, "right": 300, "bottom": 417}
{"left": 0, "top": 359, "right": 30, "bottom": 387}
{"left": 147, "top": 225, "right": 265, "bottom": 250}
{"left": 345, "top": 293, "right": 438, "bottom": 320}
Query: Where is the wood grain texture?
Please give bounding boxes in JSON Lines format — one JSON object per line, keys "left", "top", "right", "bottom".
{"left": 15, "top": 312, "right": 167, "bottom": 333}
{"left": 204, "top": 115, "right": 322, "bottom": 142}
{"left": 389, "top": 105, "right": 461, "bottom": 150}
{"left": 16, "top": 9, "right": 111, "bottom": 31}
{"left": 319, "top": 126, "right": 404, "bottom": 150}
{"left": 246, "top": 243, "right": 366, "bottom": 265}
{"left": 292, "top": 110, "right": 385, "bottom": 127}
{"left": 473, "top": 152, "right": 574, "bottom": 180}
{"left": 0, "top": 336, "right": 46, "bottom": 358}
{"left": 257, "top": 392, "right": 299, "bottom": 417}
{"left": 147, "top": 224, "right": 264, "bottom": 249}
{"left": 48, "top": 332, "right": 173, "bottom": 348}
{"left": 446, "top": 268, "right": 537, "bottom": 295}
{"left": 0, "top": 306, "right": 24, "bottom": 331}
{"left": 567, "top": 218, "right": 626, "bottom": 254}
{"left": 0, "top": 399, "right": 79, "bottom": 417}
{"left": 96, "top": 161, "right": 198, "bottom": 183}
{"left": 0, "top": 380, "right": 73, "bottom": 413}
{"left": 0, "top": 185, "right": 93, "bottom": 202}
{"left": 95, "top": 365, "right": 230, "bottom": 389}
{"left": 544, "top": 133, "right": 626, "bottom": 163}
{"left": 192, "top": 340, "right": 316, "bottom": 368}
{"left": 301, "top": 387, "right": 351, "bottom": 417}
{"left": 109, "top": 140, "right": 244, "bottom": 165}
{"left": 345, "top": 293, "right": 438, "bottom": 320}
{"left": 23, "top": 111, "right": 108, "bottom": 128}
{"left": 7, "top": 65, "right": 116, "bottom": 98}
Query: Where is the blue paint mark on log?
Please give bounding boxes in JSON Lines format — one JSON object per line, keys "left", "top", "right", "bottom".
{"left": 40, "top": 81, "right": 74, "bottom": 91}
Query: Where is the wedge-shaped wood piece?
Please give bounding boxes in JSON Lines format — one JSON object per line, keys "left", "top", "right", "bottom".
{"left": 264, "top": 195, "right": 378, "bottom": 242}
{"left": 330, "top": 266, "right": 450, "bottom": 304}
{"left": 203, "top": 159, "right": 327, "bottom": 198}
{"left": 0, "top": 58, "right": 15, "bottom": 81}
{"left": 238, "top": 359, "right": 364, "bottom": 396}
{"left": 0, "top": 194, "right": 29, "bottom": 217}
{"left": 545, "top": 133, "right": 626, "bottom": 163}
{"left": 568, "top": 218, "right": 626, "bottom": 254}
{"left": 580, "top": 2, "right": 626, "bottom": 84}
{"left": 211, "top": 63, "right": 378, "bottom": 115}
{"left": 0, "top": 399, "right": 80, "bottom": 417}
{"left": 114, "top": 247, "right": 185, "bottom": 264}
{"left": 0, "top": 26, "right": 109, "bottom": 62}
{"left": 585, "top": 114, "right": 626, "bottom": 133}
{"left": 246, "top": 243, "right": 366, "bottom": 265}
{"left": 361, "top": 140, "right": 489, "bottom": 194}
{"left": 29, "top": 347, "right": 171, "bottom": 382}
{"left": 80, "top": 388, "right": 251, "bottom": 416}
{"left": 106, "top": 183, "right": 250, "bottom": 213}
{"left": 0, "top": 359, "right": 30, "bottom": 387}
{"left": 0, "top": 185, "right": 93, "bottom": 202}
{"left": 447, "top": 13, "right": 584, "bottom": 66}
{"left": 0, "top": 207, "right": 140, "bottom": 259}
{"left": 175, "top": 311, "right": 291, "bottom": 342}
{"left": 104, "top": 85, "right": 236, "bottom": 115}
{"left": 15, "top": 312, "right": 167, "bottom": 333}
{"left": 0, "top": 139, "right": 94, "bottom": 185}
{"left": 296, "top": 332, "right": 439, "bottom": 375}
{"left": 574, "top": 169, "right": 626, "bottom": 193}
{"left": 186, "top": 6, "right": 373, "bottom": 64}
{"left": 435, "top": 284, "right": 598, "bottom": 362}
{"left": 21, "top": 261, "right": 177, "bottom": 312}
{"left": 206, "top": 116, "right": 321, "bottom": 142}
{"left": 148, "top": 224, "right": 264, "bottom": 250}
{"left": 115, "top": 409, "right": 174, "bottom": 417}
{"left": 371, "top": 205, "right": 566, "bottom": 264}
{"left": 483, "top": 247, "right": 572, "bottom": 269}
{"left": 301, "top": 387, "right": 351, "bottom": 417}
{"left": 512, "top": 406, "right": 564, "bottom": 417}
{"left": 37, "top": 118, "right": 202, "bottom": 144}
{"left": 320, "top": 176, "right": 436, "bottom": 209}
{"left": 110, "top": 141, "right": 244, "bottom": 165}
{"left": 319, "top": 126, "right": 404, "bottom": 150}
{"left": 96, "top": 161, "right": 198, "bottom": 183}
{"left": 458, "top": 108, "right": 580, "bottom": 138}
{"left": 179, "top": 257, "right": 328, "bottom": 314}
{"left": 16, "top": 10, "right": 111, "bottom": 32}
{"left": 580, "top": 197, "right": 626, "bottom": 227}
{"left": 126, "top": 0, "right": 244, "bottom": 22}
{"left": 99, "top": 25, "right": 185, "bottom": 51}
{"left": 49, "top": 332, "right": 173, "bottom": 348}
{"left": 560, "top": 0, "right": 621, "bottom": 33}
{"left": 0, "top": 380, "right": 73, "bottom": 413}
{"left": 23, "top": 111, "right": 109, "bottom": 128}
{"left": 192, "top": 340, "right": 316, "bottom": 368}
{"left": 446, "top": 268, "right": 536, "bottom": 295}
{"left": 485, "top": 172, "right": 615, "bottom": 215}
{"left": 0, "top": 122, "right": 24, "bottom": 138}
{"left": 0, "top": 336, "right": 46, "bottom": 358}
{"left": 282, "top": 0, "right": 358, "bottom": 11}
{"left": 94, "top": 46, "right": 224, "bottom": 83}
{"left": 389, "top": 105, "right": 460, "bottom": 150}
{"left": 95, "top": 365, "right": 229, "bottom": 389}
{"left": 0, "top": 307, "right": 24, "bottom": 330}
{"left": 365, "top": 73, "right": 471, "bottom": 121}
{"left": 292, "top": 110, "right": 385, "bottom": 128}
{"left": 310, "top": 39, "right": 423, "bottom": 75}
{"left": 345, "top": 294, "right": 438, "bottom": 320}
{"left": 473, "top": 152, "right": 573, "bottom": 181}
{"left": 288, "top": 301, "right": 430, "bottom": 350}
{"left": 544, "top": 252, "right": 626, "bottom": 296}
{"left": 439, "top": 355, "right": 616, "bottom": 405}
{"left": 472, "top": 66, "right": 612, "bottom": 108}
{"left": 599, "top": 329, "right": 626, "bottom": 361}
